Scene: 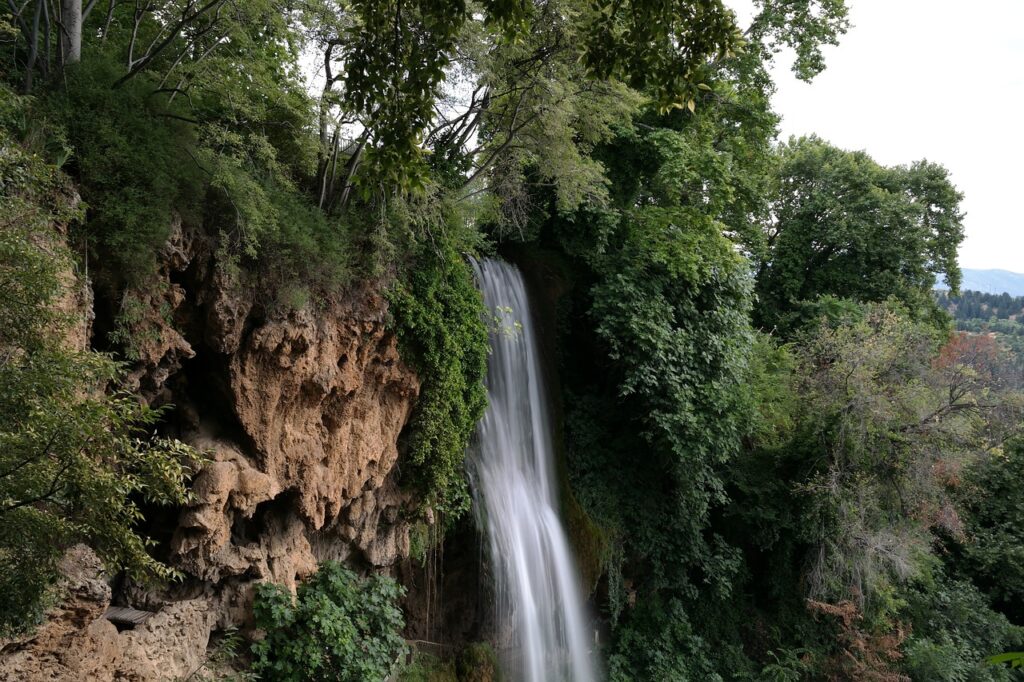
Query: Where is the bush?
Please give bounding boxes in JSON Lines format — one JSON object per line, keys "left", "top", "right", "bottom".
{"left": 45, "top": 55, "right": 203, "bottom": 282}
{"left": 397, "top": 653, "right": 458, "bottom": 682}
{"left": 951, "top": 442, "right": 1024, "bottom": 624}
{"left": 458, "top": 643, "right": 500, "bottom": 682}
{"left": 251, "top": 561, "right": 407, "bottom": 682}
{"left": 900, "top": 573, "right": 1024, "bottom": 681}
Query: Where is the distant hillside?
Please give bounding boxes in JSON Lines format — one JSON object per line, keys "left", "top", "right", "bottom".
{"left": 936, "top": 268, "right": 1024, "bottom": 296}
{"left": 936, "top": 289, "right": 1024, "bottom": 322}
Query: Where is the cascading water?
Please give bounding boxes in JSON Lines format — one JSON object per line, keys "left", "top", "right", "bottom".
{"left": 469, "top": 257, "right": 598, "bottom": 682}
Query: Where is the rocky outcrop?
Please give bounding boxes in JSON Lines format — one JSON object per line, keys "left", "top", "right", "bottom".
{"left": 120, "top": 216, "right": 200, "bottom": 403}
{"left": 0, "top": 546, "right": 216, "bottom": 682}
{"left": 0, "top": 546, "right": 123, "bottom": 682}
{"left": 169, "top": 292, "right": 420, "bottom": 590}
{"left": 0, "top": 223, "right": 426, "bottom": 680}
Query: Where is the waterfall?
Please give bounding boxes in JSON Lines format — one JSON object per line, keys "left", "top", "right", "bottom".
{"left": 469, "top": 257, "right": 598, "bottom": 682}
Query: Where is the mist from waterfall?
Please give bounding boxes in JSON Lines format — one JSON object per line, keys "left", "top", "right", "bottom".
{"left": 469, "top": 257, "right": 598, "bottom": 682}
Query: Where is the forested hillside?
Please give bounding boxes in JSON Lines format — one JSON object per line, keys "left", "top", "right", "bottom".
{"left": 935, "top": 290, "right": 1024, "bottom": 383}
{"left": 1, "top": 1, "right": 1023, "bottom": 680}
{"left": 938, "top": 290, "right": 1024, "bottom": 324}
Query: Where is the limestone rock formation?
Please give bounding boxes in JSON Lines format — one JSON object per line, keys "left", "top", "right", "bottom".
{"left": 0, "top": 546, "right": 216, "bottom": 682}
{"left": 169, "top": 291, "right": 421, "bottom": 591}
{"left": 0, "top": 224, "right": 426, "bottom": 680}
{"left": 120, "top": 216, "right": 199, "bottom": 403}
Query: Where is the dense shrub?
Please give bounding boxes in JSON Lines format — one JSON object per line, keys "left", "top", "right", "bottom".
{"left": 901, "top": 572, "right": 1024, "bottom": 681}
{"left": 388, "top": 241, "right": 489, "bottom": 518}
{"left": 396, "top": 654, "right": 458, "bottom": 682}
{"left": 251, "top": 562, "right": 406, "bottom": 681}
{"left": 46, "top": 55, "right": 203, "bottom": 281}
{"left": 950, "top": 441, "right": 1024, "bottom": 624}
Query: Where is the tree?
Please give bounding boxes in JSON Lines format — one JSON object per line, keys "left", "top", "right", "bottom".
{"left": 0, "top": 98, "right": 198, "bottom": 633}
{"left": 755, "top": 136, "right": 965, "bottom": 334}
{"left": 59, "top": 0, "right": 84, "bottom": 65}
{"left": 718, "top": 304, "right": 1024, "bottom": 679}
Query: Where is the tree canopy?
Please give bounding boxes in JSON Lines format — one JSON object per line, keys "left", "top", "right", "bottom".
{"left": 755, "top": 136, "right": 965, "bottom": 334}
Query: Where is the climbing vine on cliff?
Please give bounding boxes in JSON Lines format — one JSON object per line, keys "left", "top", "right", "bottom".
{"left": 388, "top": 236, "right": 489, "bottom": 518}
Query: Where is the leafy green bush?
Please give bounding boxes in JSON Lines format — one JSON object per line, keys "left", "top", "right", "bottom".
{"left": 900, "top": 572, "right": 1024, "bottom": 681}
{"left": 397, "top": 653, "right": 458, "bottom": 682}
{"left": 39, "top": 53, "right": 352, "bottom": 303}
{"left": 251, "top": 561, "right": 407, "bottom": 682}
{"left": 457, "top": 643, "right": 500, "bottom": 682}
{"left": 45, "top": 55, "right": 203, "bottom": 281}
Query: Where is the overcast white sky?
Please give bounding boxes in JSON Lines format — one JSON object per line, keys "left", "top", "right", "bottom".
{"left": 735, "top": 0, "right": 1024, "bottom": 271}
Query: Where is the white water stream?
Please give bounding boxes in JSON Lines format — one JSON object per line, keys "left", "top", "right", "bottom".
{"left": 469, "top": 258, "right": 598, "bottom": 682}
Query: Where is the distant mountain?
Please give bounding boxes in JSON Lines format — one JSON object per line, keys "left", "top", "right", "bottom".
{"left": 936, "top": 269, "right": 1024, "bottom": 296}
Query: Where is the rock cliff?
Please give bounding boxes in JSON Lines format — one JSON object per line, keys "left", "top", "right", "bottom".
{"left": 0, "top": 221, "right": 426, "bottom": 681}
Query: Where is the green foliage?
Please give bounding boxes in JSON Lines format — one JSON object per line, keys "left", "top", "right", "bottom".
{"left": 756, "top": 136, "right": 965, "bottom": 335}
{"left": 747, "top": 0, "right": 851, "bottom": 80}
{"left": 8, "top": 9, "right": 352, "bottom": 298}
{"left": 46, "top": 54, "right": 203, "bottom": 281}
{"left": 10, "top": 3, "right": 1020, "bottom": 680}
{"left": 551, "top": 199, "right": 755, "bottom": 677}
{"left": 396, "top": 643, "right": 499, "bottom": 682}
{"left": 388, "top": 239, "right": 489, "bottom": 517}
{"left": 743, "top": 333, "right": 799, "bottom": 450}
{"left": 397, "top": 653, "right": 458, "bottom": 682}
{"left": 717, "top": 303, "right": 1024, "bottom": 679}
{"left": 781, "top": 306, "right": 981, "bottom": 606}
{"left": 949, "top": 441, "right": 1024, "bottom": 624}
{"left": 182, "top": 626, "right": 257, "bottom": 682}
{"left": 0, "top": 111, "right": 198, "bottom": 635}
{"left": 251, "top": 561, "right": 406, "bottom": 682}
{"left": 606, "top": 595, "right": 748, "bottom": 681}
{"left": 585, "top": 205, "right": 753, "bottom": 565}
{"left": 557, "top": 203, "right": 754, "bottom": 595}
{"left": 759, "top": 647, "right": 813, "bottom": 682}
{"left": 900, "top": 572, "right": 1024, "bottom": 681}
{"left": 457, "top": 642, "right": 500, "bottom": 682}
{"left": 466, "top": 1, "right": 642, "bottom": 234}
{"left": 542, "top": 67, "right": 789, "bottom": 673}
{"left": 582, "top": 0, "right": 740, "bottom": 112}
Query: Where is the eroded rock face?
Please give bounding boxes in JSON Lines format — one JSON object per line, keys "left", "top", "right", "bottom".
{"left": 169, "top": 293, "right": 420, "bottom": 590}
{"left": 0, "top": 224, "right": 426, "bottom": 680}
{"left": 121, "top": 217, "right": 199, "bottom": 403}
{"left": 0, "top": 546, "right": 121, "bottom": 682}
{"left": 230, "top": 298, "right": 418, "bottom": 540}
{"left": 0, "top": 546, "right": 216, "bottom": 682}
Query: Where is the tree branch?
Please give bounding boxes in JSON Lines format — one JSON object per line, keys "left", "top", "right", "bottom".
{"left": 114, "top": 0, "right": 224, "bottom": 88}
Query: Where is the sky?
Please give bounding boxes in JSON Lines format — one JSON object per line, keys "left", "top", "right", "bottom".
{"left": 735, "top": 0, "right": 1024, "bottom": 271}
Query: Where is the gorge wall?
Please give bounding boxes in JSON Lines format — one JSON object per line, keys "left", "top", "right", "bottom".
{"left": 0, "top": 219, "right": 446, "bottom": 681}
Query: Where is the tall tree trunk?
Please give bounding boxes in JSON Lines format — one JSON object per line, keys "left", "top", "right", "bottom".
{"left": 23, "top": 0, "right": 44, "bottom": 92}
{"left": 60, "top": 0, "right": 82, "bottom": 65}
